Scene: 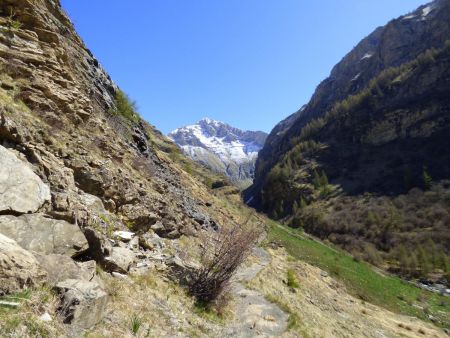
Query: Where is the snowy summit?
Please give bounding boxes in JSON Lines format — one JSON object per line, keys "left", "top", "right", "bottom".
{"left": 168, "top": 118, "right": 267, "bottom": 187}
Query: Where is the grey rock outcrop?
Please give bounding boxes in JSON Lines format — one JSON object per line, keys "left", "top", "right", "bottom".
{"left": 166, "top": 255, "right": 200, "bottom": 285}
{"left": 103, "top": 247, "right": 135, "bottom": 273}
{"left": 138, "top": 231, "right": 165, "bottom": 251}
{"left": 0, "top": 214, "right": 88, "bottom": 257}
{"left": 0, "top": 145, "right": 51, "bottom": 214}
{"left": 34, "top": 253, "right": 96, "bottom": 285}
{"left": 0, "top": 0, "right": 221, "bottom": 262}
{"left": 55, "top": 279, "right": 108, "bottom": 329}
{"left": 0, "top": 233, "right": 47, "bottom": 294}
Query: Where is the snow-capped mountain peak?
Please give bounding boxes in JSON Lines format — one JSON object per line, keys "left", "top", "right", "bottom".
{"left": 168, "top": 119, "right": 268, "bottom": 187}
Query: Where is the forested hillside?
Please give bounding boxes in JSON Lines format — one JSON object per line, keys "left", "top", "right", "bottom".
{"left": 248, "top": 0, "right": 450, "bottom": 282}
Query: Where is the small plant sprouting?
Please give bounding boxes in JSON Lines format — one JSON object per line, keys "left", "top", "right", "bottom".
{"left": 110, "top": 89, "right": 140, "bottom": 123}
{"left": 130, "top": 314, "right": 142, "bottom": 335}
{"left": 7, "top": 9, "right": 22, "bottom": 31}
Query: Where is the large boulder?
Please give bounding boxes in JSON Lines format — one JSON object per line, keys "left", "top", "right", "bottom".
{"left": 0, "top": 233, "right": 47, "bottom": 295}
{"left": 118, "top": 204, "right": 159, "bottom": 232}
{"left": 79, "top": 192, "right": 107, "bottom": 214}
{"left": 166, "top": 255, "right": 200, "bottom": 285}
{"left": 34, "top": 253, "right": 96, "bottom": 285}
{"left": 55, "top": 279, "right": 108, "bottom": 329}
{"left": 0, "top": 214, "right": 88, "bottom": 257}
{"left": 0, "top": 145, "right": 51, "bottom": 213}
{"left": 103, "top": 247, "right": 135, "bottom": 273}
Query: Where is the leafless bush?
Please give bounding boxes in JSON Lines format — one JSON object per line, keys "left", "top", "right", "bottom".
{"left": 188, "top": 222, "right": 261, "bottom": 306}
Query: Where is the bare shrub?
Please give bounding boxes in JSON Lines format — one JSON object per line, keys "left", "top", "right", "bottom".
{"left": 188, "top": 222, "right": 262, "bottom": 307}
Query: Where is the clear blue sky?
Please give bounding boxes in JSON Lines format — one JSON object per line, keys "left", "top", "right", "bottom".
{"left": 61, "top": 0, "right": 426, "bottom": 134}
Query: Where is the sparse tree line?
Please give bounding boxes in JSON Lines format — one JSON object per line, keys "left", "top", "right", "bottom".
{"left": 288, "top": 183, "right": 450, "bottom": 281}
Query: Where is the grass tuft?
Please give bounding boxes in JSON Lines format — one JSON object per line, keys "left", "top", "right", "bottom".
{"left": 286, "top": 269, "right": 299, "bottom": 289}
{"left": 110, "top": 89, "right": 140, "bottom": 123}
{"left": 130, "top": 314, "right": 142, "bottom": 335}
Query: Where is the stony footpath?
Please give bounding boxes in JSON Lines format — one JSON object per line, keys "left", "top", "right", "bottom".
{"left": 222, "top": 247, "right": 288, "bottom": 337}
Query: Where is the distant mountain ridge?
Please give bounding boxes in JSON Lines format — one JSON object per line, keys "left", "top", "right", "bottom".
{"left": 169, "top": 118, "right": 267, "bottom": 187}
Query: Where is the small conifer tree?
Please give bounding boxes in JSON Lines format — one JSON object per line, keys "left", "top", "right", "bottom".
{"left": 422, "top": 166, "right": 432, "bottom": 190}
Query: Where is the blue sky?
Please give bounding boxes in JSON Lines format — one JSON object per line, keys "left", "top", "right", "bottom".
{"left": 61, "top": 0, "right": 426, "bottom": 134}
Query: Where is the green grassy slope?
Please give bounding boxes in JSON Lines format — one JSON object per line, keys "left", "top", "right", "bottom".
{"left": 267, "top": 221, "right": 450, "bottom": 329}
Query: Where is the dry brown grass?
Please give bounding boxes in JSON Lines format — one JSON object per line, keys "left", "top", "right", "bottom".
{"left": 84, "top": 270, "right": 226, "bottom": 338}
{"left": 0, "top": 286, "right": 67, "bottom": 337}
{"left": 248, "top": 248, "right": 446, "bottom": 338}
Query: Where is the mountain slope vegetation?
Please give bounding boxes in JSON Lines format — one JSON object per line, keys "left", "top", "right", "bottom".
{"left": 251, "top": 0, "right": 450, "bottom": 192}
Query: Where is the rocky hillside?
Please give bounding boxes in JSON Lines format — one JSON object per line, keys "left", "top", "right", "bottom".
{"left": 0, "top": 0, "right": 261, "bottom": 334}
{"left": 247, "top": 0, "right": 450, "bottom": 282}
{"left": 169, "top": 118, "right": 267, "bottom": 188}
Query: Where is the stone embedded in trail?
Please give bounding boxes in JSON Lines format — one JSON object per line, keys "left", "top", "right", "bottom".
{"left": 55, "top": 279, "right": 108, "bottom": 329}
{"left": 0, "top": 233, "right": 47, "bottom": 294}
{"left": 39, "top": 312, "right": 53, "bottom": 322}
{"left": 0, "top": 214, "right": 88, "bottom": 257}
{"left": 0, "top": 145, "right": 51, "bottom": 214}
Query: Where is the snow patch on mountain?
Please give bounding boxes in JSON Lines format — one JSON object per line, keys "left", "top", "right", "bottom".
{"left": 422, "top": 5, "right": 433, "bottom": 17}
{"left": 361, "top": 53, "right": 373, "bottom": 60}
{"left": 402, "top": 2, "right": 437, "bottom": 21}
{"left": 351, "top": 73, "right": 361, "bottom": 82}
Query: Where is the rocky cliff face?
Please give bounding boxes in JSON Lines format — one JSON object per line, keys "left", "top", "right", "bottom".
{"left": 169, "top": 118, "right": 267, "bottom": 188}
{"left": 0, "top": 0, "right": 224, "bottom": 238}
{"left": 249, "top": 0, "right": 450, "bottom": 204}
{"left": 0, "top": 0, "right": 257, "bottom": 332}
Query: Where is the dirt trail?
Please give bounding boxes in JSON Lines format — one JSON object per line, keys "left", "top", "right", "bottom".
{"left": 221, "top": 247, "right": 288, "bottom": 338}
